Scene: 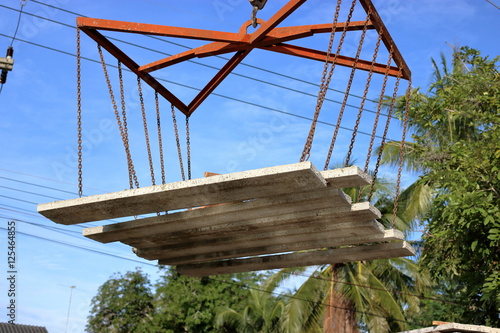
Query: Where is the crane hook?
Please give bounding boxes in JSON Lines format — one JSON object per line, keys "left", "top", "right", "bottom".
{"left": 249, "top": 0, "right": 267, "bottom": 28}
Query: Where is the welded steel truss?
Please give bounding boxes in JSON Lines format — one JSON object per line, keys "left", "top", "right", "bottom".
{"left": 77, "top": 0, "right": 411, "bottom": 116}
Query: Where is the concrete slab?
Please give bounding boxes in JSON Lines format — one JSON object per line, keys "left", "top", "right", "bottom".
{"left": 83, "top": 187, "right": 352, "bottom": 243}
{"left": 38, "top": 161, "right": 327, "bottom": 224}
{"left": 38, "top": 161, "right": 414, "bottom": 276}
{"left": 133, "top": 220, "right": 385, "bottom": 260}
{"left": 125, "top": 203, "right": 382, "bottom": 250}
{"left": 157, "top": 229, "right": 404, "bottom": 264}
{"left": 176, "top": 241, "right": 416, "bottom": 277}
{"left": 320, "top": 166, "right": 372, "bottom": 188}
{"left": 398, "top": 323, "right": 500, "bottom": 333}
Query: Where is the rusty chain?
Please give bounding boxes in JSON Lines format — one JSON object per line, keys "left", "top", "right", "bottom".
{"left": 323, "top": 1, "right": 367, "bottom": 170}
{"left": 299, "top": 0, "right": 345, "bottom": 163}
{"left": 76, "top": 28, "right": 83, "bottom": 197}
{"left": 98, "top": 47, "right": 139, "bottom": 189}
{"left": 369, "top": 57, "right": 402, "bottom": 202}
{"left": 392, "top": 79, "right": 412, "bottom": 228}
{"left": 138, "top": 76, "right": 156, "bottom": 186}
{"left": 364, "top": 38, "right": 391, "bottom": 175}
{"left": 344, "top": 11, "right": 379, "bottom": 170}
{"left": 302, "top": 0, "right": 357, "bottom": 165}
{"left": 186, "top": 116, "right": 191, "bottom": 180}
{"left": 155, "top": 92, "right": 166, "bottom": 185}
{"left": 324, "top": 8, "right": 373, "bottom": 170}
{"left": 118, "top": 61, "right": 135, "bottom": 189}
{"left": 171, "top": 104, "right": 186, "bottom": 181}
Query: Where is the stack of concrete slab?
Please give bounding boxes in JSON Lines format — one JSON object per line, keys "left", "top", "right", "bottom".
{"left": 37, "top": 162, "right": 415, "bottom": 277}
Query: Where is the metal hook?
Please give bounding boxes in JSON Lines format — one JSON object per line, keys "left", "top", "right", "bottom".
{"left": 249, "top": 0, "right": 267, "bottom": 28}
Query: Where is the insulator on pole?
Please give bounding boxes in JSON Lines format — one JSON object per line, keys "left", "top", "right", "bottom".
{"left": 0, "top": 46, "right": 14, "bottom": 84}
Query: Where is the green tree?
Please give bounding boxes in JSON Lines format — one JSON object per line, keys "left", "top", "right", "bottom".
{"left": 86, "top": 269, "right": 154, "bottom": 332}
{"left": 152, "top": 267, "right": 266, "bottom": 332}
{"left": 383, "top": 46, "right": 500, "bottom": 326}
{"left": 217, "top": 272, "right": 286, "bottom": 333}
{"left": 216, "top": 177, "right": 426, "bottom": 333}
{"left": 295, "top": 182, "right": 425, "bottom": 333}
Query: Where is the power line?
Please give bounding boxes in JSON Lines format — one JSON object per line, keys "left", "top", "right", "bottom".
{"left": 485, "top": 0, "right": 500, "bottom": 10}
{"left": 0, "top": 31, "right": 390, "bottom": 141}
{"left": 0, "top": 225, "right": 155, "bottom": 266}
{"left": 0, "top": 176, "right": 78, "bottom": 196}
{"left": 0, "top": 184, "right": 64, "bottom": 201}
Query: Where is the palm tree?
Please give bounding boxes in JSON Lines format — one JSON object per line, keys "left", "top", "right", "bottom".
{"left": 290, "top": 176, "right": 427, "bottom": 333}
{"left": 216, "top": 271, "right": 286, "bottom": 333}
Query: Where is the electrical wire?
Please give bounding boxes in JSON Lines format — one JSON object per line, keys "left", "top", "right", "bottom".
{"left": 485, "top": 0, "right": 500, "bottom": 10}
{"left": 0, "top": 31, "right": 390, "bottom": 141}
{"left": 0, "top": 1, "right": 26, "bottom": 95}
{"left": 0, "top": 176, "right": 78, "bottom": 196}
{"left": 9, "top": 0, "right": 26, "bottom": 47}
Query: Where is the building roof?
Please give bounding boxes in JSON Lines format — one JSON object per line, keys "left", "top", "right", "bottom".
{"left": 0, "top": 323, "right": 48, "bottom": 333}
{"left": 399, "top": 323, "right": 500, "bottom": 333}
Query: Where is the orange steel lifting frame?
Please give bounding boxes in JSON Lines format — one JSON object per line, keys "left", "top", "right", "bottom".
{"left": 77, "top": 0, "right": 411, "bottom": 117}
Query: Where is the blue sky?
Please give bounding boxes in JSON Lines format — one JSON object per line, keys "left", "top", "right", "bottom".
{"left": 1, "top": 0, "right": 499, "bottom": 332}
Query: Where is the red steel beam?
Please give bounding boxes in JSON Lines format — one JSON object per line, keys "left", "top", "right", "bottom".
{"left": 79, "top": 27, "right": 189, "bottom": 114}
{"left": 358, "top": 0, "right": 411, "bottom": 80}
{"left": 187, "top": 50, "right": 251, "bottom": 116}
{"left": 77, "top": 17, "right": 240, "bottom": 43}
{"left": 266, "top": 44, "right": 401, "bottom": 77}
{"left": 139, "top": 21, "right": 373, "bottom": 74}
{"left": 77, "top": 0, "right": 411, "bottom": 116}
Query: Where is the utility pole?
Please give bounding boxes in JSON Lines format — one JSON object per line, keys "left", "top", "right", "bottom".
{"left": 65, "top": 286, "right": 76, "bottom": 333}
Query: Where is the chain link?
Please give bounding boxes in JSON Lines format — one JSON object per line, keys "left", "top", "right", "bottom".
{"left": 301, "top": 0, "right": 357, "bottom": 164}
{"left": 364, "top": 36, "right": 390, "bottom": 175}
{"left": 155, "top": 92, "right": 166, "bottom": 185}
{"left": 344, "top": 11, "right": 378, "bottom": 170}
{"left": 323, "top": 2, "right": 367, "bottom": 170}
{"left": 138, "top": 76, "right": 156, "bottom": 186}
{"left": 171, "top": 104, "right": 186, "bottom": 181}
{"left": 98, "top": 47, "right": 139, "bottom": 189}
{"left": 300, "top": 0, "right": 345, "bottom": 163}
{"left": 76, "top": 28, "right": 83, "bottom": 198}
{"left": 369, "top": 57, "right": 402, "bottom": 202}
{"left": 186, "top": 116, "right": 191, "bottom": 180}
{"left": 392, "top": 78, "right": 412, "bottom": 228}
{"left": 118, "top": 61, "right": 135, "bottom": 189}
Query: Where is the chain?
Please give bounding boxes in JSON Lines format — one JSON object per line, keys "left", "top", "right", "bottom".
{"left": 117, "top": 61, "right": 134, "bottom": 189}
{"left": 369, "top": 60, "right": 402, "bottom": 202}
{"left": 323, "top": 2, "right": 368, "bottom": 170}
{"left": 301, "top": 0, "right": 356, "bottom": 165}
{"left": 299, "top": 0, "right": 345, "bottom": 163}
{"left": 171, "top": 104, "right": 186, "bottom": 181}
{"left": 138, "top": 77, "right": 156, "bottom": 186}
{"left": 392, "top": 78, "right": 412, "bottom": 228}
{"left": 155, "top": 92, "right": 166, "bottom": 185}
{"left": 186, "top": 116, "right": 191, "bottom": 180}
{"left": 344, "top": 13, "right": 378, "bottom": 170}
{"left": 98, "top": 47, "right": 139, "bottom": 189}
{"left": 364, "top": 37, "right": 391, "bottom": 175}
{"left": 76, "top": 28, "right": 83, "bottom": 198}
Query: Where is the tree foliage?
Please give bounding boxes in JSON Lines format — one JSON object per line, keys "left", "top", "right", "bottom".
{"left": 152, "top": 267, "right": 266, "bottom": 332}
{"left": 386, "top": 46, "right": 500, "bottom": 326}
{"left": 87, "top": 267, "right": 266, "bottom": 333}
{"left": 86, "top": 269, "right": 154, "bottom": 332}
